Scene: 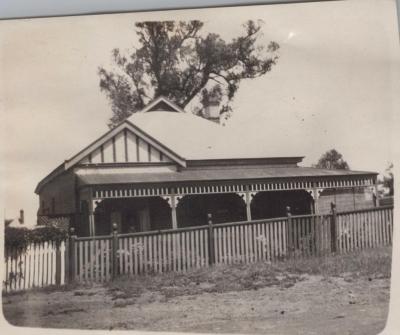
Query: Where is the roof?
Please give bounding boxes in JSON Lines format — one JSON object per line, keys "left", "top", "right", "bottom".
{"left": 77, "top": 166, "right": 377, "bottom": 186}
{"left": 36, "top": 96, "right": 378, "bottom": 193}
{"left": 126, "top": 106, "right": 302, "bottom": 160}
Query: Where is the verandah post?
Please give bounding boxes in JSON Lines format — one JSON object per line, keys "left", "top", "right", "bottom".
{"left": 112, "top": 223, "right": 119, "bottom": 279}
{"left": 207, "top": 213, "right": 215, "bottom": 265}
{"left": 330, "top": 202, "right": 338, "bottom": 253}
{"left": 244, "top": 185, "right": 252, "bottom": 221}
{"left": 286, "top": 206, "right": 293, "bottom": 258}
{"left": 171, "top": 195, "right": 178, "bottom": 229}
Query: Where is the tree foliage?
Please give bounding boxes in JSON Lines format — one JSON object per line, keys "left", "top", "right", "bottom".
{"left": 315, "top": 149, "right": 350, "bottom": 170}
{"left": 99, "top": 20, "right": 279, "bottom": 127}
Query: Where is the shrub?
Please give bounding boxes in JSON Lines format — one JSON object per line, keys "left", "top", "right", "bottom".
{"left": 4, "top": 227, "right": 31, "bottom": 254}
{"left": 28, "top": 225, "right": 68, "bottom": 245}
{"left": 4, "top": 224, "right": 68, "bottom": 257}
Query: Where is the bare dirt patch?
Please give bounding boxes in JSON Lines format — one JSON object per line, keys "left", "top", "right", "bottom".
{"left": 2, "top": 248, "right": 391, "bottom": 334}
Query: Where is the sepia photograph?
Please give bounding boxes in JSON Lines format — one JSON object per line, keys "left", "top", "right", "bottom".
{"left": 1, "top": 0, "right": 398, "bottom": 334}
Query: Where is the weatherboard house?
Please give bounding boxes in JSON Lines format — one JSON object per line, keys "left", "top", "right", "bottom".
{"left": 35, "top": 97, "right": 379, "bottom": 237}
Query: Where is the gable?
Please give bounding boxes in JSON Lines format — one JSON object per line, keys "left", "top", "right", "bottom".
{"left": 140, "top": 96, "right": 186, "bottom": 114}
{"left": 146, "top": 100, "right": 178, "bottom": 112}
{"left": 78, "top": 128, "right": 174, "bottom": 165}
{"left": 64, "top": 121, "right": 187, "bottom": 170}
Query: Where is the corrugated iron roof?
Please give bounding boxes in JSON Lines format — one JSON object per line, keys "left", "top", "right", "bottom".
{"left": 127, "top": 110, "right": 303, "bottom": 160}
{"left": 77, "top": 166, "right": 377, "bottom": 186}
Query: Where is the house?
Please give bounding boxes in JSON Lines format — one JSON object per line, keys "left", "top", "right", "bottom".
{"left": 35, "top": 97, "right": 379, "bottom": 237}
{"left": 5, "top": 210, "right": 25, "bottom": 228}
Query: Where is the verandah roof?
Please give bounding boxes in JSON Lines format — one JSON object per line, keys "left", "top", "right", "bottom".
{"left": 77, "top": 166, "right": 377, "bottom": 187}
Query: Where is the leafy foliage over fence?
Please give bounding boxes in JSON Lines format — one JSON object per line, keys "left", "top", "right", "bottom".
{"left": 5, "top": 224, "right": 68, "bottom": 254}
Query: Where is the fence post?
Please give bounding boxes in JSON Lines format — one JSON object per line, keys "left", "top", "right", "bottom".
{"left": 112, "top": 223, "right": 119, "bottom": 280}
{"left": 330, "top": 203, "right": 338, "bottom": 253}
{"left": 286, "top": 206, "right": 293, "bottom": 258}
{"left": 207, "top": 213, "right": 215, "bottom": 265}
{"left": 55, "top": 241, "right": 62, "bottom": 285}
{"left": 68, "top": 228, "right": 77, "bottom": 283}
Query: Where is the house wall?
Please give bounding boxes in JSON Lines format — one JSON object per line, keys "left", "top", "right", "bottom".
{"left": 38, "top": 171, "right": 76, "bottom": 215}
{"left": 318, "top": 187, "right": 375, "bottom": 214}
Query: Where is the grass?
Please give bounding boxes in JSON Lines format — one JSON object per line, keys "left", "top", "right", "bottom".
{"left": 274, "top": 247, "right": 392, "bottom": 279}
{"left": 3, "top": 247, "right": 390, "bottom": 302}
{"left": 106, "top": 247, "right": 392, "bottom": 304}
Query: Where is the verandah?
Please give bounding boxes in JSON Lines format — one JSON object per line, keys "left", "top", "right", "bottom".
{"left": 80, "top": 174, "right": 376, "bottom": 237}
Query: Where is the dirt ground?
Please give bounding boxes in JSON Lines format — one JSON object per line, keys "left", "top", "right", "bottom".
{"left": 2, "top": 274, "right": 389, "bottom": 334}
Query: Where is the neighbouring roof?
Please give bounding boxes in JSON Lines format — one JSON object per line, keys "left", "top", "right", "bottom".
{"left": 77, "top": 166, "right": 377, "bottom": 186}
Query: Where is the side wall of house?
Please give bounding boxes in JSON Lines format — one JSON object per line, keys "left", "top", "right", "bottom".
{"left": 318, "top": 187, "right": 375, "bottom": 214}
{"left": 38, "top": 171, "right": 76, "bottom": 216}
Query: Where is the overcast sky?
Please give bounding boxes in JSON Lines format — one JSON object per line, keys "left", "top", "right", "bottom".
{"left": 1, "top": 0, "right": 399, "bottom": 226}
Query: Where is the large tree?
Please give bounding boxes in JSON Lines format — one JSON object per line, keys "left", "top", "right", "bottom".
{"left": 314, "top": 149, "right": 350, "bottom": 170}
{"left": 98, "top": 20, "right": 279, "bottom": 127}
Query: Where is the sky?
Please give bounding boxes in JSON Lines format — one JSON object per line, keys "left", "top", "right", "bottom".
{"left": 0, "top": 0, "right": 399, "bottom": 226}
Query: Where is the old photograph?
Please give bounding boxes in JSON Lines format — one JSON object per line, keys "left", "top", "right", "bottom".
{"left": 1, "top": 0, "right": 398, "bottom": 334}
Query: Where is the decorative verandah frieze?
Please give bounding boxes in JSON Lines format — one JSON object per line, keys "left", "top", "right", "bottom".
{"left": 91, "top": 176, "right": 375, "bottom": 200}
{"left": 83, "top": 175, "right": 376, "bottom": 235}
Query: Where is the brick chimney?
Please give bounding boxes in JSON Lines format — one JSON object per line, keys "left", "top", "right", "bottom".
{"left": 18, "top": 209, "right": 24, "bottom": 224}
{"left": 203, "top": 101, "right": 220, "bottom": 123}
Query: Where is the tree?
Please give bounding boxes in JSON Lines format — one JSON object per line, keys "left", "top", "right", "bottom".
{"left": 98, "top": 20, "right": 279, "bottom": 127}
{"left": 314, "top": 149, "right": 350, "bottom": 170}
{"left": 383, "top": 162, "right": 394, "bottom": 195}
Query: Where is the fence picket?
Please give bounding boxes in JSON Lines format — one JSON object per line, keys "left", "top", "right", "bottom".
{"left": 265, "top": 223, "right": 270, "bottom": 261}
{"left": 185, "top": 232, "right": 190, "bottom": 270}
{"left": 371, "top": 211, "right": 377, "bottom": 247}
{"left": 225, "top": 227, "right": 231, "bottom": 264}
{"left": 190, "top": 231, "right": 195, "bottom": 269}
{"left": 378, "top": 209, "right": 384, "bottom": 246}
{"left": 367, "top": 213, "right": 372, "bottom": 248}
{"left": 387, "top": 209, "right": 390, "bottom": 243}
{"left": 379, "top": 209, "right": 384, "bottom": 245}
{"left": 382, "top": 209, "right": 387, "bottom": 245}
{"left": 223, "top": 228, "right": 227, "bottom": 264}
{"left": 383, "top": 209, "right": 388, "bottom": 245}
{"left": 233, "top": 226, "right": 238, "bottom": 263}
{"left": 379, "top": 210, "right": 384, "bottom": 246}
{"left": 363, "top": 212, "right": 367, "bottom": 249}
{"left": 356, "top": 214, "right": 360, "bottom": 249}
{"left": 355, "top": 213, "right": 359, "bottom": 251}
{"left": 376, "top": 210, "right": 381, "bottom": 246}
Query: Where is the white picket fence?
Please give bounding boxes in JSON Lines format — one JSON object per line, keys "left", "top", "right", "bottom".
{"left": 3, "top": 241, "right": 66, "bottom": 292}
{"left": 3, "top": 206, "right": 394, "bottom": 290}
